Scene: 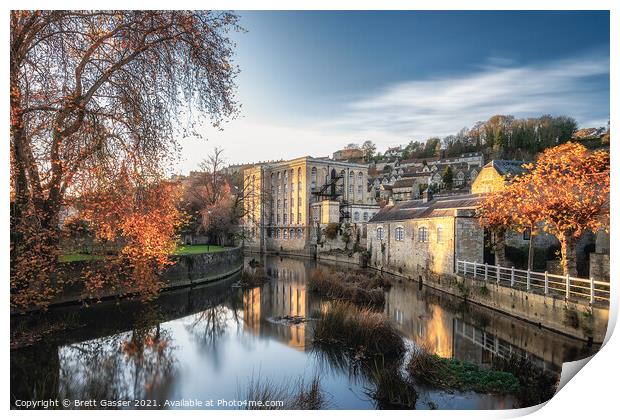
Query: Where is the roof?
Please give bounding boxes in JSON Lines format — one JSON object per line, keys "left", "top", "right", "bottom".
{"left": 368, "top": 193, "right": 486, "bottom": 223}
{"left": 488, "top": 160, "right": 527, "bottom": 177}
{"left": 392, "top": 178, "right": 416, "bottom": 189}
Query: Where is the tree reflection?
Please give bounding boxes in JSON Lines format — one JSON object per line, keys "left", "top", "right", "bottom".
{"left": 59, "top": 305, "right": 176, "bottom": 402}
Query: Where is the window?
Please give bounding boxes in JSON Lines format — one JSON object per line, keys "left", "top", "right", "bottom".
{"left": 348, "top": 185, "right": 353, "bottom": 194}
{"left": 290, "top": 213, "right": 294, "bottom": 224}
{"left": 290, "top": 228, "right": 295, "bottom": 239}
{"left": 276, "top": 228, "right": 280, "bottom": 238}
{"left": 523, "top": 228, "right": 531, "bottom": 241}
{"left": 436, "top": 227, "right": 443, "bottom": 243}
{"left": 418, "top": 227, "right": 428, "bottom": 242}
{"left": 354, "top": 212, "right": 360, "bottom": 221}
{"left": 297, "top": 228, "right": 303, "bottom": 238}
{"left": 283, "top": 229, "right": 288, "bottom": 239}
{"left": 283, "top": 213, "right": 287, "bottom": 224}
{"left": 395, "top": 227, "right": 404, "bottom": 241}
{"left": 358, "top": 172, "right": 363, "bottom": 182}
{"left": 357, "top": 185, "right": 363, "bottom": 194}
{"left": 363, "top": 212, "right": 368, "bottom": 221}
{"left": 311, "top": 167, "right": 317, "bottom": 184}
{"left": 377, "top": 227, "right": 384, "bottom": 240}
{"left": 298, "top": 212, "right": 302, "bottom": 223}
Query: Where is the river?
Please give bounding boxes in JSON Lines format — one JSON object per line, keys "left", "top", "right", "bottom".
{"left": 10, "top": 255, "right": 597, "bottom": 410}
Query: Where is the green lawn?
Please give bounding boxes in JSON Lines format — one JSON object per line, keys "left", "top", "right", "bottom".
{"left": 59, "top": 244, "right": 227, "bottom": 262}
{"left": 58, "top": 253, "right": 106, "bottom": 263}
{"left": 172, "top": 245, "right": 227, "bottom": 255}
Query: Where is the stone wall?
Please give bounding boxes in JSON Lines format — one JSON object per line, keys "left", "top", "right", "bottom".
{"left": 162, "top": 246, "right": 244, "bottom": 285}
{"left": 367, "top": 213, "right": 483, "bottom": 277}
{"left": 373, "top": 264, "right": 608, "bottom": 343}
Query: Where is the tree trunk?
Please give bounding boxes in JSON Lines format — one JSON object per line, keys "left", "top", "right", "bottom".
{"left": 494, "top": 228, "right": 507, "bottom": 267}
{"left": 527, "top": 230, "right": 535, "bottom": 271}
{"left": 559, "top": 233, "right": 578, "bottom": 277}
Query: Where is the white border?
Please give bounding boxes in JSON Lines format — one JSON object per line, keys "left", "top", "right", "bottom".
{"left": 2, "top": 2, "right": 617, "bottom": 420}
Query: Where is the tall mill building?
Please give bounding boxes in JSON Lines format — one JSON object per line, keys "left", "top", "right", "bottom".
{"left": 243, "top": 156, "right": 379, "bottom": 254}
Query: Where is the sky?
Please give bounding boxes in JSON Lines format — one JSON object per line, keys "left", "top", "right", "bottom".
{"left": 176, "top": 10, "right": 610, "bottom": 173}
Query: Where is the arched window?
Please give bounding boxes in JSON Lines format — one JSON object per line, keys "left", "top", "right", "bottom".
{"left": 358, "top": 172, "right": 363, "bottom": 182}
{"left": 418, "top": 227, "right": 428, "bottom": 242}
{"left": 290, "top": 228, "right": 295, "bottom": 239}
{"left": 349, "top": 171, "right": 355, "bottom": 182}
{"left": 363, "top": 212, "right": 368, "bottom": 221}
{"left": 395, "top": 227, "right": 404, "bottom": 241}
{"left": 276, "top": 228, "right": 281, "bottom": 238}
{"left": 297, "top": 228, "right": 303, "bottom": 238}
{"left": 377, "top": 227, "right": 384, "bottom": 240}
{"left": 354, "top": 211, "right": 360, "bottom": 221}
{"left": 298, "top": 167, "right": 302, "bottom": 179}
{"left": 283, "top": 229, "right": 288, "bottom": 239}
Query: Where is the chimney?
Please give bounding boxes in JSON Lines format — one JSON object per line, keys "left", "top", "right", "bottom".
{"left": 422, "top": 188, "right": 433, "bottom": 203}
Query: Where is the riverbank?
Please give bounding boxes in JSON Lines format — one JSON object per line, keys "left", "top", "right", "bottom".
{"left": 13, "top": 246, "right": 243, "bottom": 314}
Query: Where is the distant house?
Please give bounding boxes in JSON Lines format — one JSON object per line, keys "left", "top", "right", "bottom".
{"left": 384, "top": 146, "right": 404, "bottom": 158}
{"left": 333, "top": 146, "right": 365, "bottom": 162}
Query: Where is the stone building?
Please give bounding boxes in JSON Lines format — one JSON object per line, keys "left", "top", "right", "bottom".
{"left": 332, "top": 145, "right": 365, "bottom": 162}
{"left": 470, "top": 160, "right": 526, "bottom": 194}
{"left": 367, "top": 192, "right": 486, "bottom": 276}
{"left": 243, "top": 156, "right": 377, "bottom": 254}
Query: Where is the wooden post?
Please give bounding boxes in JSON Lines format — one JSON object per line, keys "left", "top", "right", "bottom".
{"left": 544, "top": 271, "right": 549, "bottom": 295}
{"left": 484, "top": 263, "right": 488, "bottom": 281}
{"left": 565, "top": 273, "right": 570, "bottom": 299}
{"left": 590, "top": 277, "right": 595, "bottom": 304}
{"left": 511, "top": 266, "right": 515, "bottom": 287}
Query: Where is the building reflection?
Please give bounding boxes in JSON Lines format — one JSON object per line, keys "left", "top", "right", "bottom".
{"left": 384, "top": 277, "right": 591, "bottom": 372}
{"left": 241, "top": 258, "right": 322, "bottom": 351}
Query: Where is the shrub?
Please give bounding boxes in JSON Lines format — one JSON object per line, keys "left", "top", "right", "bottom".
{"left": 324, "top": 223, "right": 340, "bottom": 240}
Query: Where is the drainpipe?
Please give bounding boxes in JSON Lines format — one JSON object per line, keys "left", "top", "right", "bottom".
{"left": 453, "top": 211, "right": 457, "bottom": 273}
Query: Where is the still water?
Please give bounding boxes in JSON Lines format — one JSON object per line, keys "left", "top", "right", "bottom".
{"left": 10, "top": 255, "right": 596, "bottom": 409}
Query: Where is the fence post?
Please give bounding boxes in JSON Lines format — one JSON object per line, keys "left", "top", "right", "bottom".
{"left": 565, "top": 273, "right": 570, "bottom": 299}
{"left": 511, "top": 266, "right": 515, "bottom": 287}
{"left": 496, "top": 265, "right": 500, "bottom": 284}
{"left": 484, "top": 263, "right": 488, "bottom": 281}
{"left": 544, "top": 271, "right": 549, "bottom": 295}
{"left": 473, "top": 262, "right": 477, "bottom": 279}
{"left": 590, "top": 277, "right": 595, "bottom": 305}
{"left": 526, "top": 269, "right": 530, "bottom": 291}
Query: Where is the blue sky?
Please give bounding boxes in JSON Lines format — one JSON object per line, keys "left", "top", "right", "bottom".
{"left": 178, "top": 10, "right": 609, "bottom": 172}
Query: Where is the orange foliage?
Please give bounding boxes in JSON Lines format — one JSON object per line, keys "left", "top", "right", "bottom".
{"left": 479, "top": 142, "right": 609, "bottom": 275}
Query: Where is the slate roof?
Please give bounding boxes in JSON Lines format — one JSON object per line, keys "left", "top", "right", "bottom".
{"left": 489, "top": 160, "right": 528, "bottom": 177}
{"left": 368, "top": 193, "right": 486, "bottom": 223}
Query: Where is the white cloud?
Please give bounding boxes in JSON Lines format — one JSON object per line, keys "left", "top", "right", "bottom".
{"left": 176, "top": 52, "right": 609, "bottom": 173}
{"left": 325, "top": 52, "right": 609, "bottom": 145}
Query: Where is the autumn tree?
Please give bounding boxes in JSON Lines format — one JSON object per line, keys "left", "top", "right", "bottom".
{"left": 10, "top": 11, "right": 240, "bottom": 308}
{"left": 181, "top": 147, "right": 257, "bottom": 245}
{"left": 479, "top": 143, "right": 609, "bottom": 276}
{"left": 441, "top": 166, "right": 454, "bottom": 190}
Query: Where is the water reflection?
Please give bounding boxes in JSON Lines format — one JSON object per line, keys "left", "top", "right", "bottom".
{"left": 10, "top": 255, "right": 597, "bottom": 409}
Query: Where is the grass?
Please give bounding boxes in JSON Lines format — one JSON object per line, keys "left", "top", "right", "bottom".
{"left": 407, "top": 347, "right": 519, "bottom": 394}
{"left": 307, "top": 267, "right": 389, "bottom": 308}
{"left": 173, "top": 244, "right": 227, "bottom": 255}
{"left": 242, "top": 376, "right": 328, "bottom": 410}
{"left": 59, "top": 244, "right": 228, "bottom": 262}
{"left": 313, "top": 301, "right": 405, "bottom": 362}
{"left": 58, "top": 253, "right": 105, "bottom": 263}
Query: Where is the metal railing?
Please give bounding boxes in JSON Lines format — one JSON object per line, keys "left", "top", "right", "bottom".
{"left": 456, "top": 260, "right": 610, "bottom": 304}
